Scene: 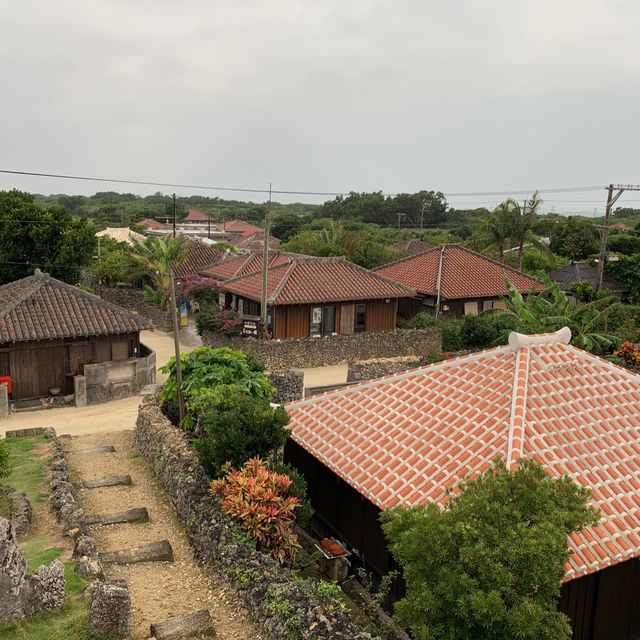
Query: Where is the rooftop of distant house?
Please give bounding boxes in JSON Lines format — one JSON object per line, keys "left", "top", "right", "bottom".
{"left": 549, "top": 261, "right": 627, "bottom": 294}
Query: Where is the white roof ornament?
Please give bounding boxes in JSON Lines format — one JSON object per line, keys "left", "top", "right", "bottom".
{"left": 508, "top": 327, "right": 572, "bottom": 352}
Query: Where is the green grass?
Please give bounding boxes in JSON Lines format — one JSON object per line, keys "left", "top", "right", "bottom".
{"left": 0, "top": 437, "right": 93, "bottom": 640}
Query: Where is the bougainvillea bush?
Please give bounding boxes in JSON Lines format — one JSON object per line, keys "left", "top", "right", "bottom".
{"left": 211, "top": 457, "right": 301, "bottom": 563}
{"left": 196, "top": 307, "right": 243, "bottom": 336}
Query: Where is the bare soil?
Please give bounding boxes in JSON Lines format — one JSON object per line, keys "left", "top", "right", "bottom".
{"left": 66, "top": 431, "right": 261, "bottom": 640}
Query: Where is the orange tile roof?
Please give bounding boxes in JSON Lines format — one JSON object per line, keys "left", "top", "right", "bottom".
{"left": 138, "top": 218, "right": 170, "bottom": 230}
{"left": 375, "top": 244, "right": 543, "bottom": 299}
{"left": 223, "top": 219, "right": 264, "bottom": 238}
{"left": 218, "top": 256, "right": 416, "bottom": 305}
{"left": 286, "top": 328, "right": 640, "bottom": 583}
{"left": 200, "top": 251, "right": 293, "bottom": 282}
{"left": 185, "top": 209, "right": 210, "bottom": 222}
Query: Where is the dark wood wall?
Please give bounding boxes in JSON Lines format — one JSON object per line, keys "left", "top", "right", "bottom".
{"left": 0, "top": 332, "right": 140, "bottom": 399}
{"left": 286, "top": 439, "right": 640, "bottom": 640}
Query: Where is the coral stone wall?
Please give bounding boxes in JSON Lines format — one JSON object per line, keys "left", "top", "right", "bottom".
{"left": 100, "top": 287, "right": 173, "bottom": 332}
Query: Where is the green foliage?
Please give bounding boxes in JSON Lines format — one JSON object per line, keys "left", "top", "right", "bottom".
{"left": 606, "top": 232, "right": 640, "bottom": 256}
{"left": 160, "top": 346, "right": 274, "bottom": 430}
{"left": 549, "top": 217, "right": 600, "bottom": 260}
{"left": 606, "top": 253, "right": 640, "bottom": 303}
{"left": 569, "top": 281, "right": 598, "bottom": 303}
{"left": 381, "top": 459, "right": 599, "bottom": 640}
{"left": 194, "top": 388, "right": 290, "bottom": 476}
{"left": 211, "top": 457, "right": 301, "bottom": 562}
{"left": 0, "top": 190, "right": 97, "bottom": 285}
{"left": 0, "top": 439, "right": 12, "bottom": 480}
{"left": 91, "top": 237, "right": 144, "bottom": 286}
{"left": 460, "top": 314, "right": 517, "bottom": 350}
{"left": 269, "top": 461, "right": 314, "bottom": 527}
{"left": 195, "top": 308, "right": 242, "bottom": 336}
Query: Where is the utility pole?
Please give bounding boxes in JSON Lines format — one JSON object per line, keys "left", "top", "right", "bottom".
{"left": 397, "top": 212, "right": 406, "bottom": 230}
{"left": 260, "top": 183, "right": 272, "bottom": 333}
{"left": 169, "top": 265, "right": 185, "bottom": 423}
{"left": 172, "top": 193, "right": 177, "bottom": 238}
{"left": 595, "top": 183, "right": 640, "bottom": 290}
{"left": 207, "top": 215, "right": 211, "bottom": 240}
{"left": 419, "top": 202, "right": 427, "bottom": 230}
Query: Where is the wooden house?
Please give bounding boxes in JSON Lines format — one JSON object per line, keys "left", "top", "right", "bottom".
{"left": 202, "top": 253, "right": 415, "bottom": 339}
{"left": 549, "top": 261, "right": 627, "bottom": 297}
{"left": 285, "top": 328, "right": 640, "bottom": 639}
{"left": 375, "top": 244, "right": 543, "bottom": 318}
{"left": 0, "top": 270, "right": 153, "bottom": 400}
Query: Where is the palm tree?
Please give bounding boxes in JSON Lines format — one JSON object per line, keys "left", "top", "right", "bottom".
{"left": 472, "top": 199, "right": 518, "bottom": 263}
{"left": 132, "top": 236, "right": 189, "bottom": 309}
{"left": 510, "top": 191, "right": 551, "bottom": 270}
{"left": 490, "top": 275, "right": 620, "bottom": 354}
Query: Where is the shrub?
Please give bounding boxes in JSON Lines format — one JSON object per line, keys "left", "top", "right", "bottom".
{"left": 196, "top": 308, "right": 243, "bottom": 336}
{"left": 460, "top": 313, "right": 515, "bottom": 350}
{"left": 269, "top": 461, "right": 314, "bottom": 527}
{"left": 193, "top": 387, "right": 290, "bottom": 477}
{"left": 409, "top": 311, "right": 440, "bottom": 329}
{"left": 382, "top": 459, "right": 599, "bottom": 640}
{"left": 0, "top": 439, "right": 11, "bottom": 480}
{"left": 613, "top": 341, "right": 640, "bottom": 370}
{"left": 211, "top": 457, "right": 301, "bottom": 563}
{"left": 441, "top": 319, "right": 464, "bottom": 351}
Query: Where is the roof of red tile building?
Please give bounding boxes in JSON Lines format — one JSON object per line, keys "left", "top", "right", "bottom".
{"left": 375, "top": 244, "right": 543, "bottom": 299}
{"left": 0, "top": 270, "right": 152, "bottom": 343}
{"left": 218, "top": 255, "right": 416, "bottom": 305}
{"left": 232, "top": 232, "right": 281, "bottom": 252}
{"left": 222, "top": 219, "right": 264, "bottom": 238}
{"left": 174, "top": 239, "right": 229, "bottom": 278}
{"left": 184, "top": 209, "right": 210, "bottom": 222}
{"left": 138, "top": 218, "right": 170, "bottom": 230}
{"left": 286, "top": 328, "right": 640, "bottom": 583}
{"left": 200, "top": 251, "right": 294, "bottom": 282}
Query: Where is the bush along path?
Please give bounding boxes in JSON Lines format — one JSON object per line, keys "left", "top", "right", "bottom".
{"left": 65, "top": 430, "right": 261, "bottom": 640}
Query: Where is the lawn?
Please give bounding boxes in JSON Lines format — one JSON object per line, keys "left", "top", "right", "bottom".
{"left": 0, "top": 436, "right": 92, "bottom": 640}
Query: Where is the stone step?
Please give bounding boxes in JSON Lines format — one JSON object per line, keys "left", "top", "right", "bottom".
{"left": 85, "top": 507, "right": 149, "bottom": 526}
{"left": 80, "top": 474, "right": 132, "bottom": 489}
{"left": 71, "top": 445, "right": 116, "bottom": 455}
{"left": 98, "top": 540, "right": 174, "bottom": 565}
{"left": 150, "top": 609, "right": 216, "bottom": 639}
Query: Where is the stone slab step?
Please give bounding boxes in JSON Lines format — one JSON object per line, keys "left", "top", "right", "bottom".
{"left": 71, "top": 445, "right": 116, "bottom": 455}
{"left": 80, "top": 474, "right": 132, "bottom": 489}
{"left": 99, "top": 540, "right": 173, "bottom": 565}
{"left": 150, "top": 609, "right": 216, "bottom": 639}
{"left": 85, "top": 507, "right": 149, "bottom": 526}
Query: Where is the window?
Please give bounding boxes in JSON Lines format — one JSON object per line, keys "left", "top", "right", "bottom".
{"left": 310, "top": 306, "right": 336, "bottom": 336}
{"left": 354, "top": 304, "right": 366, "bottom": 332}
{"left": 463, "top": 301, "right": 479, "bottom": 316}
{"left": 482, "top": 300, "right": 494, "bottom": 312}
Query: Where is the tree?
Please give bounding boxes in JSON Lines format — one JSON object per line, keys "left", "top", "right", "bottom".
{"left": 0, "top": 190, "right": 97, "bottom": 284}
{"left": 131, "top": 236, "right": 189, "bottom": 308}
{"left": 381, "top": 459, "right": 598, "bottom": 640}
{"left": 606, "top": 253, "right": 640, "bottom": 303}
{"left": 549, "top": 217, "right": 600, "bottom": 260}
{"left": 510, "top": 192, "right": 550, "bottom": 270}
{"left": 472, "top": 200, "right": 518, "bottom": 263}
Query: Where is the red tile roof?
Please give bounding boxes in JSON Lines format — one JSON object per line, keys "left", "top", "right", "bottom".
{"left": 232, "top": 232, "right": 281, "bottom": 252}
{"left": 223, "top": 220, "right": 264, "bottom": 238}
{"left": 138, "top": 218, "right": 170, "bottom": 230}
{"left": 0, "top": 270, "right": 152, "bottom": 343}
{"left": 375, "top": 245, "right": 543, "bottom": 299}
{"left": 200, "top": 251, "right": 293, "bottom": 282}
{"left": 287, "top": 328, "right": 640, "bottom": 583}
{"left": 175, "top": 239, "right": 228, "bottom": 278}
{"left": 218, "top": 255, "right": 416, "bottom": 305}
{"left": 185, "top": 209, "right": 210, "bottom": 222}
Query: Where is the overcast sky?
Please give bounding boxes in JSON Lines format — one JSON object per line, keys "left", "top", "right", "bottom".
{"left": 1, "top": 0, "right": 639, "bottom": 213}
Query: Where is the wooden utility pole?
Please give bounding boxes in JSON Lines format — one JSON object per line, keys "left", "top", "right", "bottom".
{"left": 172, "top": 193, "right": 177, "bottom": 238}
{"left": 260, "top": 183, "right": 272, "bottom": 331}
{"left": 169, "top": 266, "right": 185, "bottom": 423}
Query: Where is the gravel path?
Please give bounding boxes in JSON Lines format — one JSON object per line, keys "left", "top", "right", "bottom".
{"left": 66, "top": 430, "right": 261, "bottom": 640}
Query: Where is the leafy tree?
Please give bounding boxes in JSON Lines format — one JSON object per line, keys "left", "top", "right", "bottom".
{"left": 606, "top": 253, "right": 640, "bottom": 303}
{"left": 381, "top": 459, "right": 599, "bottom": 640}
{"left": 131, "top": 236, "right": 189, "bottom": 308}
{"left": 90, "top": 237, "right": 144, "bottom": 286}
{"left": 607, "top": 232, "right": 640, "bottom": 256}
{"left": 270, "top": 212, "right": 309, "bottom": 242}
{"left": 510, "top": 192, "right": 551, "bottom": 270}
{"left": 0, "top": 189, "right": 97, "bottom": 284}
{"left": 195, "top": 389, "right": 290, "bottom": 477}
{"left": 549, "top": 217, "right": 599, "bottom": 260}
{"left": 471, "top": 200, "right": 518, "bottom": 263}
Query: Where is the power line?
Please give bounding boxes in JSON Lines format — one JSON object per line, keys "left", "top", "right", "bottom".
{"left": 0, "top": 168, "right": 607, "bottom": 199}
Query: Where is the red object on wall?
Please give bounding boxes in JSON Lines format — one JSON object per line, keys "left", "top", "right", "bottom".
{"left": 0, "top": 376, "right": 12, "bottom": 394}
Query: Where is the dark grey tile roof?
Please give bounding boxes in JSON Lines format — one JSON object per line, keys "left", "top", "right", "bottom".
{"left": 549, "top": 262, "right": 627, "bottom": 293}
{"left": 0, "top": 270, "right": 152, "bottom": 343}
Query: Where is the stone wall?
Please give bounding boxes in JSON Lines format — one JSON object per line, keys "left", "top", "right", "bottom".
{"left": 135, "top": 394, "right": 375, "bottom": 640}
{"left": 80, "top": 350, "right": 156, "bottom": 405}
{"left": 347, "top": 356, "right": 425, "bottom": 382}
{"left": 202, "top": 328, "right": 441, "bottom": 370}
{"left": 101, "top": 286, "right": 173, "bottom": 332}
{"left": 267, "top": 370, "right": 304, "bottom": 403}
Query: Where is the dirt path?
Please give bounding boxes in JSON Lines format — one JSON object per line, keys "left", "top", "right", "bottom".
{"left": 66, "top": 431, "right": 261, "bottom": 640}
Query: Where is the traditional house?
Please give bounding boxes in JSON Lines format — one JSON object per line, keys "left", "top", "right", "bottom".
{"left": 390, "top": 238, "right": 433, "bottom": 255}
{"left": 207, "top": 254, "right": 415, "bottom": 339}
{"left": 284, "top": 328, "right": 640, "bottom": 640}
{"left": 231, "top": 232, "right": 281, "bottom": 253}
{"left": 95, "top": 227, "right": 146, "bottom": 246}
{"left": 549, "top": 262, "right": 627, "bottom": 297}
{"left": 0, "top": 270, "right": 154, "bottom": 401}
{"left": 222, "top": 219, "right": 264, "bottom": 239}
{"left": 375, "top": 244, "right": 543, "bottom": 318}
{"left": 175, "top": 238, "right": 228, "bottom": 278}
{"left": 138, "top": 218, "right": 172, "bottom": 235}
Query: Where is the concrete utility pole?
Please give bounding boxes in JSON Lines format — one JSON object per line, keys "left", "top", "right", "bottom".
{"left": 172, "top": 193, "right": 177, "bottom": 238}
{"left": 260, "top": 183, "right": 272, "bottom": 331}
{"left": 595, "top": 184, "right": 640, "bottom": 290}
{"left": 168, "top": 266, "right": 185, "bottom": 423}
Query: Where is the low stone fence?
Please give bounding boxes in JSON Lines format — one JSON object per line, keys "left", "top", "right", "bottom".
{"left": 347, "top": 356, "right": 426, "bottom": 382}
{"left": 135, "top": 394, "right": 375, "bottom": 640}
{"left": 267, "top": 370, "right": 304, "bottom": 403}
{"left": 75, "top": 348, "right": 156, "bottom": 406}
{"left": 202, "top": 328, "right": 441, "bottom": 370}
{"left": 101, "top": 286, "right": 173, "bottom": 332}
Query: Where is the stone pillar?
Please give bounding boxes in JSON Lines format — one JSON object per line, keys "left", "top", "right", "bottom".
{"left": 0, "top": 383, "right": 8, "bottom": 419}
{"left": 0, "top": 517, "right": 29, "bottom": 624}
{"left": 74, "top": 376, "right": 87, "bottom": 408}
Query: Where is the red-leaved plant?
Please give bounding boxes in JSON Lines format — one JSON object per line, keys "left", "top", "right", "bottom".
{"left": 613, "top": 341, "right": 640, "bottom": 369}
{"left": 210, "top": 457, "right": 301, "bottom": 563}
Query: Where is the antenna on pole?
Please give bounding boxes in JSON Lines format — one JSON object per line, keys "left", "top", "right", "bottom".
{"left": 260, "top": 183, "right": 272, "bottom": 334}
